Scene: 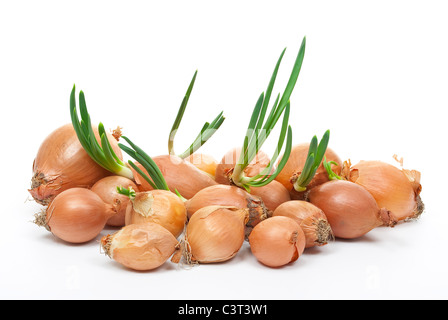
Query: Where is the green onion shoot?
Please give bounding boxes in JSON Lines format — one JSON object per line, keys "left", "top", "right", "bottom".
{"left": 230, "top": 36, "right": 306, "bottom": 192}
{"left": 70, "top": 85, "right": 134, "bottom": 180}
{"left": 118, "top": 136, "right": 170, "bottom": 191}
{"left": 168, "top": 70, "right": 226, "bottom": 159}
{"left": 293, "top": 130, "right": 331, "bottom": 192}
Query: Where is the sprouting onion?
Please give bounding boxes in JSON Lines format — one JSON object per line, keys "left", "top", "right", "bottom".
{"left": 168, "top": 70, "right": 225, "bottom": 159}
{"left": 118, "top": 136, "right": 170, "bottom": 191}
{"left": 70, "top": 85, "right": 134, "bottom": 180}
{"left": 230, "top": 36, "right": 308, "bottom": 191}
{"left": 293, "top": 130, "right": 331, "bottom": 192}
{"left": 323, "top": 156, "right": 342, "bottom": 181}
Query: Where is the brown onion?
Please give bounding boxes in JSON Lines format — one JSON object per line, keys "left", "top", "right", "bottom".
{"left": 29, "top": 123, "right": 122, "bottom": 206}
{"left": 130, "top": 155, "right": 217, "bottom": 199}
{"left": 101, "top": 222, "right": 178, "bottom": 271}
{"left": 250, "top": 180, "right": 291, "bottom": 213}
{"left": 124, "top": 189, "right": 187, "bottom": 238}
{"left": 308, "top": 180, "right": 397, "bottom": 239}
{"left": 91, "top": 176, "right": 139, "bottom": 227}
{"left": 249, "top": 216, "right": 306, "bottom": 268}
{"left": 34, "top": 188, "right": 116, "bottom": 244}
{"left": 181, "top": 206, "right": 249, "bottom": 264}
{"left": 185, "top": 184, "right": 270, "bottom": 238}
{"left": 185, "top": 153, "right": 218, "bottom": 178}
{"left": 215, "top": 147, "right": 272, "bottom": 185}
{"left": 344, "top": 160, "right": 424, "bottom": 221}
{"left": 273, "top": 200, "right": 333, "bottom": 248}
{"left": 275, "top": 143, "right": 341, "bottom": 200}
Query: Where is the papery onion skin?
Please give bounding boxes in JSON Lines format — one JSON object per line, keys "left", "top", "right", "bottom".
{"left": 250, "top": 180, "right": 291, "bottom": 213}
{"left": 184, "top": 206, "right": 249, "bottom": 264}
{"left": 185, "top": 153, "right": 218, "bottom": 178}
{"left": 35, "top": 188, "right": 116, "bottom": 244}
{"left": 125, "top": 190, "right": 187, "bottom": 238}
{"left": 308, "top": 180, "right": 397, "bottom": 239}
{"left": 215, "top": 147, "right": 272, "bottom": 185}
{"left": 91, "top": 176, "right": 139, "bottom": 227}
{"left": 29, "top": 123, "right": 122, "bottom": 206}
{"left": 273, "top": 200, "right": 333, "bottom": 248}
{"left": 101, "top": 222, "right": 178, "bottom": 271}
{"left": 184, "top": 184, "right": 270, "bottom": 238}
{"left": 130, "top": 155, "right": 217, "bottom": 199}
{"left": 347, "top": 160, "right": 423, "bottom": 221}
{"left": 275, "top": 143, "right": 341, "bottom": 200}
{"left": 249, "top": 216, "right": 306, "bottom": 268}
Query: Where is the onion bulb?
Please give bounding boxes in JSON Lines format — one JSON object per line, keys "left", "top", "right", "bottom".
{"left": 249, "top": 216, "right": 306, "bottom": 268}
{"left": 91, "top": 176, "right": 139, "bottom": 227}
{"left": 215, "top": 147, "right": 271, "bottom": 185}
{"left": 250, "top": 181, "right": 291, "bottom": 213}
{"left": 275, "top": 143, "right": 341, "bottom": 200}
{"left": 130, "top": 155, "right": 217, "bottom": 199}
{"left": 123, "top": 189, "right": 187, "bottom": 238}
{"left": 29, "top": 124, "right": 122, "bottom": 206}
{"left": 185, "top": 184, "right": 269, "bottom": 238}
{"left": 185, "top": 153, "right": 218, "bottom": 178}
{"left": 34, "top": 188, "right": 116, "bottom": 244}
{"left": 180, "top": 206, "right": 249, "bottom": 264}
{"left": 101, "top": 222, "right": 178, "bottom": 271}
{"left": 343, "top": 160, "right": 424, "bottom": 221}
{"left": 273, "top": 200, "right": 333, "bottom": 248}
{"left": 308, "top": 180, "right": 397, "bottom": 239}
{"left": 213, "top": 147, "right": 290, "bottom": 212}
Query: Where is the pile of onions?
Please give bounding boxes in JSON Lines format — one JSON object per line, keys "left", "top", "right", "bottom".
{"left": 275, "top": 143, "right": 341, "bottom": 200}
{"left": 178, "top": 206, "right": 249, "bottom": 264}
{"left": 185, "top": 184, "right": 269, "bottom": 238}
{"left": 343, "top": 160, "right": 424, "bottom": 221}
{"left": 308, "top": 180, "right": 397, "bottom": 239}
{"left": 34, "top": 188, "right": 116, "bottom": 244}
{"left": 249, "top": 216, "right": 306, "bottom": 268}
{"left": 91, "top": 176, "right": 139, "bottom": 227}
{"left": 28, "top": 36, "right": 427, "bottom": 273}
{"left": 273, "top": 200, "right": 333, "bottom": 248}
{"left": 121, "top": 189, "right": 187, "bottom": 238}
{"left": 29, "top": 124, "right": 122, "bottom": 206}
{"left": 101, "top": 222, "right": 179, "bottom": 271}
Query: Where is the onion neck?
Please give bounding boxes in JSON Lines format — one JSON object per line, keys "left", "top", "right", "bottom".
{"left": 230, "top": 165, "right": 252, "bottom": 192}
{"left": 378, "top": 208, "right": 398, "bottom": 227}
{"left": 105, "top": 204, "right": 117, "bottom": 220}
{"left": 116, "top": 186, "right": 136, "bottom": 200}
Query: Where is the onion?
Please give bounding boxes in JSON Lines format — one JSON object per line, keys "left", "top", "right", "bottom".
{"left": 185, "top": 153, "right": 218, "bottom": 178}
{"left": 214, "top": 148, "right": 290, "bottom": 212}
{"left": 250, "top": 180, "right": 291, "bottom": 212}
{"left": 308, "top": 180, "right": 397, "bottom": 239}
{"left": 130, "top": 155, "right": 217, "bottom": 199}
{"left": 122, "top": 189, "right": 187, "bottom": 238}
{"left": 91, "top": 176, "right": 139, "bottom": 227}
{"left": 29, "top": 123, "right": 122, "bottom": 206}
{"left": 34, "top": 188, "right": 116, "bottom": 244}
{"left": 275, "top": 143, "right": 341, "bottom": 200}
{"left": 180, "top": 206, "right": 249, "bottom": 264}
{"left": 184, "top": 184, "right": 270, "bottom": 237}
{"left": 101, "top": 222, "right": 178, "bottom": 271}
{"left": 344, "top": 160, "right": 424, "bottom": 221}
{"left": 215, "top": 147, "right": 271, "bottom": 185}
{"left": 273, "top": 200, "right": 333, "bottom": 248}
{"left": 248, "top": 216, "right": 306, "bottom": 268}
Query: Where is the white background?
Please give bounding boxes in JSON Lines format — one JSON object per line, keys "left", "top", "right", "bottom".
{"left": 1, "top": 0, "right": 447, "bottom": 300}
